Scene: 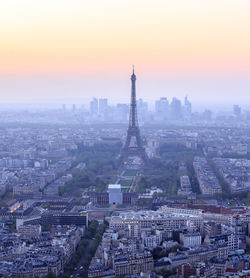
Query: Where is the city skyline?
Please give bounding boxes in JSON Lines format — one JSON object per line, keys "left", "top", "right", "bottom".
{"left": 1, "top": 2, "right": 250, "bottom": 276}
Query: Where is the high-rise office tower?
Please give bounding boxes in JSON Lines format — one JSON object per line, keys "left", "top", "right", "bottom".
{"left": 99, "top": 98, "right": 108, "bottom": 115}
{"left": 184, "top": 96, "right": 192, "bottom": 114}
{"left": 233, "top": 105, "right": 241, "bottom": 118}
{"left": 203, "top": 110, "right": 212, "bottom": 121}
{"left": 170, "top": 97, "right": 182, "bottom": 120}
{"left": 137, "top": 98, "right": 148, "bottom": 122}
{"left": 155, "top": 97, "right": 169, "bottom": 119}
{"left": 90, "top": 98, "right": 98, "bottom": 115}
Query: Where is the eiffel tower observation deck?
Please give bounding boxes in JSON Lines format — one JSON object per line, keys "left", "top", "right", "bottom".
{"left": 119, "top": 67, "right": 148, "bottom": 165}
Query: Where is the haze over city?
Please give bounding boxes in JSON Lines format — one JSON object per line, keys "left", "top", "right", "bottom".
{"left": 1, "top": 1, "right": 250, "bottom": 278}
{"left": 1, "top": 0, "right": 250, "bottom": 107}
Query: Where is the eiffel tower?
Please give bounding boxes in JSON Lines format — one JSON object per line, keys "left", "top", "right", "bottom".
{"left": 119, "top": 67, "right": 148, "bottom": 164}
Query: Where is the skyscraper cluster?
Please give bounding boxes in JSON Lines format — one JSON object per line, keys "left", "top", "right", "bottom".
{"left": 60, "top": 99, "right": 246, "bottom": 124}
{"left": 88, "top": 96, "right": 192, "bottom": 122}
{"left": 90, "top": 98, "right": 108, "bottom": 116}
{"left": 155, "top": 96, "right": 192, "bottom": 121}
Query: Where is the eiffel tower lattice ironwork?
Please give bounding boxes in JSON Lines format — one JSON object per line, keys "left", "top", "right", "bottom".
{"left": 119, "top": 67, "right": 148, "bottom": 164}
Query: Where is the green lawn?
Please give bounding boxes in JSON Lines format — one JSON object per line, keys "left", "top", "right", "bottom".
{"left": 121, "top": 187, "right": 130, "bottom": 193}
{"left": 119, "top": 179, "right": 133, "bottom": 187}
{"left": 123, "top": 170, "right": 137, "bottom": 176}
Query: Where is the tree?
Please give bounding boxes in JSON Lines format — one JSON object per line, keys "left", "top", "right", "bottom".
{"left": 46, "top": 272, "right": 56, "bottom": 278}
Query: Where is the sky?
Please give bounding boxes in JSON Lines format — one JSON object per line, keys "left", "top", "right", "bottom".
{"left": 0, "top": 0, "right": 250, "bottom": 107}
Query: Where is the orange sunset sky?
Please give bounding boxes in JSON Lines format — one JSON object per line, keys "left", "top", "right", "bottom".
{"left": 0, "top": 0, "right": 250, "bottom": 106}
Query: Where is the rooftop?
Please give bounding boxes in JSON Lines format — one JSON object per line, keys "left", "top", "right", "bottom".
{"left": 108, "top": 184, "right": 121, "bottom": 189}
